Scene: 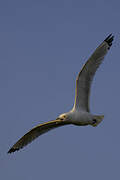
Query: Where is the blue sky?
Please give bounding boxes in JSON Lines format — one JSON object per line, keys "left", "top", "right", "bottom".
{"left": 1, "top": 0, "right": 120, "bottom": 179}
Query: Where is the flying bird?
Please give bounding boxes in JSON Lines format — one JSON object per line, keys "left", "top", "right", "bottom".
{"left": 8, "top": 34, "right": 114, "bottom": 153}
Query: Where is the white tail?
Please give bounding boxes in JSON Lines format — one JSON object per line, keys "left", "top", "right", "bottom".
{"left": 92, "top": 115, "right": 104, "bottom": 127}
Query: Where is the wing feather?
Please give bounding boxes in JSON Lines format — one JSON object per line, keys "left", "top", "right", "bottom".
{"left": 8, "top": 119, "right": 69, "bottom": 153}
{"left": 73, "top": 34, "right": 114, "bottom": 112}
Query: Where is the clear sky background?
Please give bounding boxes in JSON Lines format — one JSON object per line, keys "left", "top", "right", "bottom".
{"left": 0, "top": 0, "right": 120, "bottom": 179}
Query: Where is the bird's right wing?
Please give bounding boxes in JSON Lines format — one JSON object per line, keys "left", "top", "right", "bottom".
{"left": 73, "top": 34, "right": 114, "bottom": 112}
{"left": 8, "top": 119, "right": 69, "bottom": 153}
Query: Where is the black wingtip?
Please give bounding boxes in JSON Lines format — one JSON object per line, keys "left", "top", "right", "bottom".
{"left": 8, "top": 147, "right": 19, "bottom": 154}
{"left": 104, "top": 34, "right": 114, "bottom": 47}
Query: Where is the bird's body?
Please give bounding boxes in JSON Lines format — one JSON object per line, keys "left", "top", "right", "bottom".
{"left": 8, "top": 34, "right": 114, "bottom": 153}
{"left": 59, "top": 110, "right": 92, "bottom": 126}
{"left": 59, "top": 109, "right": 103, "bottom": 127}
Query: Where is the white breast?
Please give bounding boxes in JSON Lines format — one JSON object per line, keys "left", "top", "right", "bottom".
{"left": 68, "top": 110, "right": 93, "bottom": 126}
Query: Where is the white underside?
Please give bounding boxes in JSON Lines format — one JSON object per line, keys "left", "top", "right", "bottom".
{"left": 65, "top": 109, "right": 93, "bottom": 126}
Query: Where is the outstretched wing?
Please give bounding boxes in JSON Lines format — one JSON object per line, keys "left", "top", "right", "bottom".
{"left": 73, "top": 34, "right": 114, "bottom": 112}
{"left": 8, "top": 119, "right": 69, "bottom": 153}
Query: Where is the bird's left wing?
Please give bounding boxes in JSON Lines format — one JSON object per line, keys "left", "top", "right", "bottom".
{"left": 74, "top": 34, "right": 114, "bottom": 112}
{"left": 8, "top": 119, "right": 69, "bottom": 153}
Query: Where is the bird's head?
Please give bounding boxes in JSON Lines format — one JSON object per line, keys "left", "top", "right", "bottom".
{"left": 58, "top": 113, "right": 68, "bottom": 120}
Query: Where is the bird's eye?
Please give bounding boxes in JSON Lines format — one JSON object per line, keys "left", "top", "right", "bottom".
{"left": 60, "top": 116, "right": 66, "bottom": 120}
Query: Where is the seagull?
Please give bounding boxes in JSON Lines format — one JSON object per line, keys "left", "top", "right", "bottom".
{"left": 8, "top": 34, "right": 114, "bottom": 153}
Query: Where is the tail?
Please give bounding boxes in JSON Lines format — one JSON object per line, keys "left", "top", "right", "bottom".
{"left": 92, "top": 115, "right": 104, "bottom": 127}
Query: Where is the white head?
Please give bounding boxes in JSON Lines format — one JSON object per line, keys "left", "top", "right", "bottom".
{"left": 58, "top": 113, "right": 68, "bottom": 120}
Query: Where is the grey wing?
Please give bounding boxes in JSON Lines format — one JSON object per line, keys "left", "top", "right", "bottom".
{"left": 8, "top": 119, "right": 69, "bottom": 153}
{"left": 73, "top": 34, "right": 114, "bottom": 112}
